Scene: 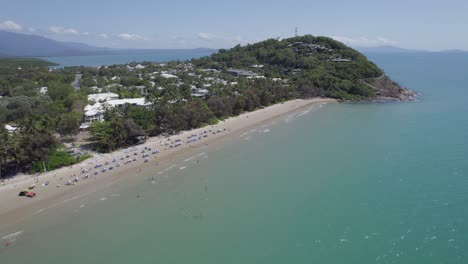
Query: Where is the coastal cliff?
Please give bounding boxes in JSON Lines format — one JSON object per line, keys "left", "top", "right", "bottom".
{"left": 363, "top": 75, "right": 417, "bottom": 101}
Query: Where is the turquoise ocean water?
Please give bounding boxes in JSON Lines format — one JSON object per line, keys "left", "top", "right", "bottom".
{"left": 1, "top": 53, "right": 468, "bottom": 263}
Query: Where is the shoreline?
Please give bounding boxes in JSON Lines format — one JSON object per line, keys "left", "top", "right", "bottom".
{"left": 0, "top": 98, "right": 335, "bottom": 233}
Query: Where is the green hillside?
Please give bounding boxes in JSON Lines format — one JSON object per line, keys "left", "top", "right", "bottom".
{"left": 193, "top": 35, "right": 389, "bottom": 99}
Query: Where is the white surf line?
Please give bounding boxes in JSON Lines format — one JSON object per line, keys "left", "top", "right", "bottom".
{"left": 183, "top": 156, "right": 195, "bottom": 162}
{"left": 1, "top": 230, "right": 23, "bottom": 240}
{"left": 184, "top": 152, "right": 206, "bottom": 162}
{"left": 239, "top": 132, "right": 249, "bottom": 137}
{"left": 179, "top": 166, "right": 187, "bottom": 170}
{"left": 261, "top": 122, "right": 275, "bottom": 128}
{"left": 167, "top": 164, "right": 176, "bottom": 170}
{"left": 285, "top": 112, "right": 300, "bottom": 123}
{"left": 32, "top": 189, "right": 98, "bottom": 215}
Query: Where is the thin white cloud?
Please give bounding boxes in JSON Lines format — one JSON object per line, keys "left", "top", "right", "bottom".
{"left": 198, "top": 32, "right": 216, "bottom": 41}
{"left": 28, "top": 27, "right": 36, "bottom": 32}
{"left": 0, "top": 20, "right": 22, "bottom": 31}
{"left": 331, "top": 35, "right": 399, "bottom": 47}
{"left": 197, "top": 32, "right": 247, "bottom": 47}
{"left": 48, "top": 26, "right": 80, "bottom": 35}
{"left": 99, "top": 33, "right": 109, "bottom": 39}
{"left": 117, "top": 33, "right": 144, "bottom": 40}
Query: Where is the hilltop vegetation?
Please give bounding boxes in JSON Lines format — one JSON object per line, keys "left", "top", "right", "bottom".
{"left": 193, "top": 35, "right": 390, "bottom": 100}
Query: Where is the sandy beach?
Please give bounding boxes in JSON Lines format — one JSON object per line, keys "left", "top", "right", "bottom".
{"left": 0, "top": 98, "right": 335, "bottom": 232}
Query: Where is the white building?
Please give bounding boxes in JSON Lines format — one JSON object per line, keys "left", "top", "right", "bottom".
{"left": 87, "top": 93, "right": 119, "bottom": 103}
{"left": 191, "top": 88, "right": 209, "bottom": 98}
{"left": 247, "top": 75, "right": 266, "bottom": 79}
{"left": 39, "top": 86, "right": 48, "bottom": 94}
{"left": 5, "top": 124, "right": 18, "bottom": 133}
{"left": 81, "top": 98, "right": 152, "bottom": 129}
{"left": 161, "top": 73, "right": 178, "bottom": 79}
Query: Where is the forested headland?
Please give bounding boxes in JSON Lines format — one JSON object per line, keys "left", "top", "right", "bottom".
{"left": 0, "top": 35, "right": 414, "bottom": 177}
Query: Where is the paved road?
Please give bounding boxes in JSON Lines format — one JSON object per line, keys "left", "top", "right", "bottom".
{"left": 72, "top": 74, "right": 82, "bottom": 91}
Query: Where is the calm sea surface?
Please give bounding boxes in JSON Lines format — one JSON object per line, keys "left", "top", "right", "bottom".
{"left": 1, "top": 53, "right": 468, "bottom": 263}
{"left": 42, "top": 52, "right": 214, "bottom": 67}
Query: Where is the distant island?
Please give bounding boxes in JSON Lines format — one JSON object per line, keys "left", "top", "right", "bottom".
{"left": 0, "top": 35, "right": 414, "bottom": 177}
{"left": 356, "top": 45, "right": 468, "bottom": 54}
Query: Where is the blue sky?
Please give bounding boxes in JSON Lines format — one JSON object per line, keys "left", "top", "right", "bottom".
{"left": 1, "top": 0, "right": 467, "bottom": 50}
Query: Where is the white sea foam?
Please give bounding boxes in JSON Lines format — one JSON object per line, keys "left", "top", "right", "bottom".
{"left": 1, "top": 230, "right": 23, "bottom": 240}
{"left": 184, "top": 157, "right": 194, "bottom": 162}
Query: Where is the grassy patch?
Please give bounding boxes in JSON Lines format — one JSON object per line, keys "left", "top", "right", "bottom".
{"left": 31, "top": 150, "right": 92, "bottom": 173}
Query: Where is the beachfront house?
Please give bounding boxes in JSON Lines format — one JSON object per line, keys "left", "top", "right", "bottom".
{"left": 81, "top": 97, "right": 151, "bottom": 129}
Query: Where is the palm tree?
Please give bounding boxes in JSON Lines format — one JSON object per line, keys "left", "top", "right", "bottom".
{"left": 20, "top": 116, "right": 40, "bottom": 134}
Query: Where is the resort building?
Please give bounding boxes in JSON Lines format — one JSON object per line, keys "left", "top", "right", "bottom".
{"left": 161, "top": 73, "right": 178, "bottom": 79}
{"left": 191, "top": 88, "right": 210, "bottom": 98}
{"left": 81, "top": 97, "right": 151, "bottom": 129}
{"left": 87, "top": 92, "right": 119, "bottom": 103}
{"left": 226, "top": 69, "right": 258, "bottom": 77}
{"left": 331, "top": 58, "right": 351, "bottom": 62}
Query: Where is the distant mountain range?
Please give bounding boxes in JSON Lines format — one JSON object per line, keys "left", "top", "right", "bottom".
{"left": 0, "top": 31, "right": 215, "bottom": 57}
{"left": 1, "top": 30, "right": 465, "bottom": 57}
{"left": 356, "top": 45, "right": 468, "bottom": 54}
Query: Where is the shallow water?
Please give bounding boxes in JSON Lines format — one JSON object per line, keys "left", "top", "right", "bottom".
{"left": 2, "top": 53, "right": 468, "bottom": 263}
